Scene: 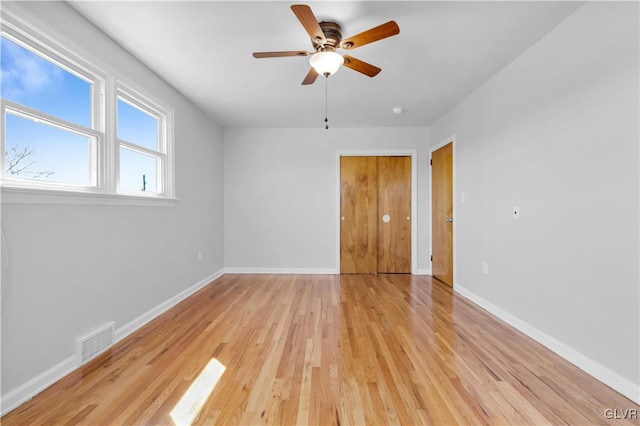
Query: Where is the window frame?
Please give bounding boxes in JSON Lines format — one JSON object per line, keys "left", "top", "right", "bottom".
{"left": 115, "top": 87, "right": 168, "bottom": 197}
{"left": 2, "top": 100, "right": 101, "bottom": 189}
{"left": 0, "top": 26, "right": 104, "bottom": 193}
{"left": 0, "top": 3, "right": 176, "bottom": 205}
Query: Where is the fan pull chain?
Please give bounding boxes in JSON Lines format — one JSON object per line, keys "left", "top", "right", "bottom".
{"left": 324, "top": 73, "right": 329, "bottom": 130}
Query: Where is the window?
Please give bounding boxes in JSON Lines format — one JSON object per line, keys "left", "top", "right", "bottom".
{"left": 116, "top": 92, "right": 166, "bottom": 195}
{"left": 1, "top": 35, "right": 99, "bottom": 188}
{"left": 0, "top": 5, "right": 175, "bottom": 203}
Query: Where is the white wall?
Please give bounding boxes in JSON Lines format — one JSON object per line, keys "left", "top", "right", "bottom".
{"left": 224, "top": 127, "right": 430, "bottom": 273}
{"left": 430, "top": 2, "right": 639, "bottom": 400}
{"left": 1, "top": 1, "right": 225, "bottom": 404}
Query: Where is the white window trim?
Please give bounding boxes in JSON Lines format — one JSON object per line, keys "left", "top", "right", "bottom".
{"left": 0, "top": 3, "right": 177, "bottom": 206}
{"left": 115, "top": 84, "right": 174, "bottom": 198}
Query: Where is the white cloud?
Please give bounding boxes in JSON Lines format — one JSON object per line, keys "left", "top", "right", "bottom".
{"left": 1, "top": 37, "right": 63, "bottom": 102}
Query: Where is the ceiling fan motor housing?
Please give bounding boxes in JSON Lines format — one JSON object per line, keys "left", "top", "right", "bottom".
{"left": 314, "top": 21, "right": 343, "bottom": 50}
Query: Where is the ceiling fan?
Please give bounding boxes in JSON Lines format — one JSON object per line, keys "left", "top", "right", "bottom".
{"left": 253, "top": 4, "right": 400, "bottom": 85}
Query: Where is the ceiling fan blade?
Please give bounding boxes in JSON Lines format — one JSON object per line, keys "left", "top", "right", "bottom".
{"left": 341, "top": 21, "right": 400, "bottom": 50}
{"left": 291, "top": 5, "right": 326, "bottom": 44}
{"left": 302, "top": 68, "right": 319, "bottom": 85}
{"left": 253, "top": 51, "right": 310, "bottom": 58}
{"left": 342, "top": 55, "right": 381, "bottom": 77}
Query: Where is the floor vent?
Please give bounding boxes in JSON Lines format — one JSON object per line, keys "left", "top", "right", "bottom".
{"left": 76, "top": 322, "right": 115, "bottom": 365}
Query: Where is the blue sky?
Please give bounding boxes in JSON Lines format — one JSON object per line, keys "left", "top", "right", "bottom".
{"left": 118, "top": 98, "right": 158, "bottom": 151}
{"left": 2, "top": 36, "right": 159, "bottom": 192}
{"left": 1, "top": 36, "right": 90, "bottom": 126}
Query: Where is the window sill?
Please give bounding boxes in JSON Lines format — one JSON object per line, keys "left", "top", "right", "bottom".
{"left": 1, "top": 185, "right": 178, "bottom": 206}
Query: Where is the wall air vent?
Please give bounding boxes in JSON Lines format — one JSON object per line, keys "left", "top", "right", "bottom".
{"left": 76, "top": 321, "right": 115, "bottom": 365}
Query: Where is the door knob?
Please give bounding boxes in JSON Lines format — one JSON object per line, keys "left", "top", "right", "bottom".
{"left": 382, "top": 214, "right": 391, "bottom": 223}
{"left": 445, "top": 217, "right": 453, "bottom": 223}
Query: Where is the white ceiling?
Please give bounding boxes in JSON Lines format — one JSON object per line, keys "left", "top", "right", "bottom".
{"left": 68, "top": 1, "right": 583, "bottom": 129}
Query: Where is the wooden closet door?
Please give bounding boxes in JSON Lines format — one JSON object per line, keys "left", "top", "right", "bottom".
{"left": 377, "top": 156, "right": 411, "bottom": 273}
{"left": 340, "top": 156, "right": 378, "bottom": 273}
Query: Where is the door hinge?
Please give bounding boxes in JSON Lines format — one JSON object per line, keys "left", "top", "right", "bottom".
{"left": 430, "top": 159, "right": 432, "bottom": 166}
{"left": 430, "top": 255, "right": 433, "bottom": 262}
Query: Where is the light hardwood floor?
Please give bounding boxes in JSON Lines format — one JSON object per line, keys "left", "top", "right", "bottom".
{"left": 3, "top": 274, "right": 638, "bottom": 425}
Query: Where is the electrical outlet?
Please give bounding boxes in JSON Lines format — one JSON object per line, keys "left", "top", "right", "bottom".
{"left": 197, "top": 250, "right": 203, "bottom": 262}
{"left": 513, "top": 205, "right": 520, "bottom": 219}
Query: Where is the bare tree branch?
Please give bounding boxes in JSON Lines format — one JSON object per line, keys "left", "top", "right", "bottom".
{"left": 5, "top": 145, "right": 55, "bottom": 179}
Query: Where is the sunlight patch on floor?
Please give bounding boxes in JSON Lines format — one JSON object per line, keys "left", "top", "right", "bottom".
{"left": 170, "top": 358, "right": 226, "bottom": 426}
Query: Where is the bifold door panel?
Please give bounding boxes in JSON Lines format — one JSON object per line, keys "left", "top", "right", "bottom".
{"left": 340, "top": 157, "right": 378, "bottom": 274}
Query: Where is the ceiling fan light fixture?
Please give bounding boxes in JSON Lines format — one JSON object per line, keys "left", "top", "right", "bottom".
{"left": 309, "top": 51, "right": 344, "bottom": 76}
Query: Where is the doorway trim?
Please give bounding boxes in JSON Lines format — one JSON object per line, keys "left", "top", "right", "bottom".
{"left": 429, "top": 136, "right": 456, "bottom": 285}
{"left": 336, "top": 150, "right": 418, "bottom": 274}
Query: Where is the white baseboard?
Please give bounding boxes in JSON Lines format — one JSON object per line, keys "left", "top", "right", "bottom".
{"left": 224, "top": 267, "right": 338, "bottom": 275}
{"left": 225, "top": 268, "right": 433, "bottom": 275}
{"left": 0, "top": 355, "right": 77, "bottom": 416}
{"left": 454, "top": 284, "right": 640, "bottom": 405}
{"left": 0, "top": 269, "right": 225, "bottom": 416}
{"left": 115, "top": 269, "right": 224, "bottom": 342}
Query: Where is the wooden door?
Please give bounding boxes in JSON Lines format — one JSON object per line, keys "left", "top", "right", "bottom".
{"left": 340, "top": 156, "right": 411, "bottom": 274}
{"left": 431, "top": 143, "right": 453, "bottom": 286}
{"left": 340, "top": 156, "right": 378, "bottom": 273}
{"left": 377, "top": 156, "right": 411, "bottom": 273}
